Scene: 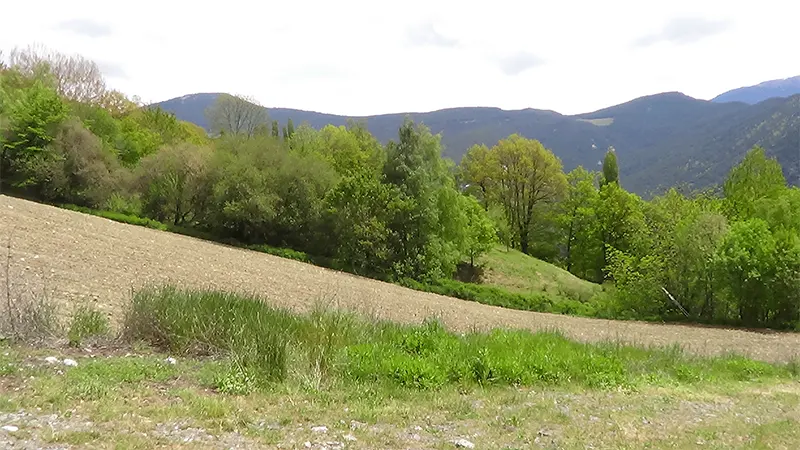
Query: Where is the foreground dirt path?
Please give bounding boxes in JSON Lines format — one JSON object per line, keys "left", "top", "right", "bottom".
{"left": 2, "top": 195, "right": 799, "bottom": 363}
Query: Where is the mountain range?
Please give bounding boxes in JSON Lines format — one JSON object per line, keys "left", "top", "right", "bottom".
{"left": 153, "top": 77, "right": 800, "bottom": 196}
{"left": 712, "top": 75, "right": 800, "bottom": 104}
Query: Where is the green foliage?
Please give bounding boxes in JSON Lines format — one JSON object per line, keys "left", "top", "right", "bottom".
{"left": 136, "top": 143, "right": 213, "bottom": 225}
{"left": 2, "top": 47, "right": 799, "bottom": 331}
{"left": 286, "top": 118, "right": 294, "bottom": 140}
{"left": 67, "top": 306, "right": 110, "bottom": 347}
{"left": 478, "top": 134, "right": 568, "bottom": 254}
{"left": 715, "top": 219, "right": 780, "bottom": 327}
{"left": 123, "top": 287, "right": 797, "bottom": 391}
{"left": 723, "top": 147, "right": 786, "bottom": 220}
{"left": 461, "top": 194, "right": 497, "bottom": 268}
{"left": 1, "top": 77, "right": 69, "bottom": 190}
{"left": 601, "top": 147, "right": 619, "bottom": 186}
{"left": 382, "top": 119, "right": 468, "bottom": 279}
{"left": 558, "top": 166, "right": 602, "bottom": 280}
{"left": 34, "top": 119, "right": 122, "bottom": 208}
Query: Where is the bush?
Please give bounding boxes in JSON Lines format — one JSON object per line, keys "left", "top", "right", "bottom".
{"left": 35, "top": 119, "right": 123, "bottom": 208}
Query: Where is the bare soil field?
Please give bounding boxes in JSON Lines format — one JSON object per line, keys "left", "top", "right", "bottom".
{"left": 2, "top": 194, "right": 799, "bottom": 363}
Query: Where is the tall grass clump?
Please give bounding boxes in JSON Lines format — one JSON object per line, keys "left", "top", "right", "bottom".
{"left": 67, "top": 306, "right": 110, "bottom": 347}
{"left": 123, "top": 286, "right": 298, "bottom": 383}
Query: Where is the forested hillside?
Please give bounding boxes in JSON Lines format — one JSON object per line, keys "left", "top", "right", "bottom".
{"left": 2, "top": 45, "right": 799, "bottom": 331}
{"left": 155, "top": 92, "right": 800, "bottom": 196}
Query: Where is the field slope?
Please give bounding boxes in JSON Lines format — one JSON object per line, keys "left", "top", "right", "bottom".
{"left": 480, "top": 245, "right": 601, "bottom": 301}
{"left": 2, "top": 194, "right": 799, "bottom": 363}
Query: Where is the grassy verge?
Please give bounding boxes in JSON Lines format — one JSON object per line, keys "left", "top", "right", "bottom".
{"left": 123, "top": 286, "right": 799, "bottom": 392}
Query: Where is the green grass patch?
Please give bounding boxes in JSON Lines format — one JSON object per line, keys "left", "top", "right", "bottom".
{"left": 68, "top": 306, "right": 110, "bottom": 347}
{"left": 61, "top": 204, "right": 169, "bottom": 231}
{"left": 122, "top": 286, "right": 798, "bottom": 392}
{"left": 401, "top": 278, "right": 599, "bottom": 317}
{"left": 479, "top": 246, "right": 601, "bottom": 302}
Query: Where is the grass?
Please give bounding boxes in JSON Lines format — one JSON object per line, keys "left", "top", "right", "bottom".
{"left": 479, "top": 246, "right": 601, "bottom": 302}
{"left": 67, "top": 306, "right": 110, "bottom": 347}
{"left": 0, "top": 287, "right": 800, "bottom": 448}
{"left": 2, "top": 285, "right": 800, "bottom": 448}
{"left": 122, "top": 286, "right": 799, "bottom": 392}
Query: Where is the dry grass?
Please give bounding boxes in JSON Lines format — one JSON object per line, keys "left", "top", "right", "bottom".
{"left": 2, "top": 194, "right": 800, "bottom": 363}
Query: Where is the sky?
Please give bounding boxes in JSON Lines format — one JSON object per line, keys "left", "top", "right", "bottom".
{"left": 1, "top": 0, "right": 798, "bottom": 116}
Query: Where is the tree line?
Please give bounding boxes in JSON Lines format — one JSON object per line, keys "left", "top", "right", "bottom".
{"left": 459, "top": 137, "right": 800, "bottom": 328}
{"left": 2, "top": 45, "right": 798, "bottom": 329}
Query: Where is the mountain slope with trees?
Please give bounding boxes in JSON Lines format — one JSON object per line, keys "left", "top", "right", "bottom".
{"left": 154, "top": 92, "right": 800, "bottom": 195}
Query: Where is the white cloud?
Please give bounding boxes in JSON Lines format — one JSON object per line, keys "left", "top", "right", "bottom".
{"left": 0, "top": 0, "right": 798, "bottom": 116}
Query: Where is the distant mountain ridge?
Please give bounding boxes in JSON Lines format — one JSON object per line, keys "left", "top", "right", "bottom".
{"left": 712, "top": 75, "right": 800, "bottom": 104}
{"left": 153, "top": 89, "right": 800, "bottom": 197}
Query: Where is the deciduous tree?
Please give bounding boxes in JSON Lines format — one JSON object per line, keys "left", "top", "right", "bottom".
{"left": 487, "top": 134, "right": 567, "bottom": 254}
{"left": 204, "top": 94, "right": 268, "bottom": 137}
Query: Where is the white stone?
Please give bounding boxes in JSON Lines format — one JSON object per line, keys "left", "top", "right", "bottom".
{"left": 343, "top": 434, "right": 357, "bottom": 442}
{"left": 304, "top": 442, "right": 312, "bottom": 448}
{"left": 1, "top": 425, "right": 19, "bottom": 433}
{"left": 44, "top": 356, "right": 59, "bottom": 364}
{"left": 311, "top": 425, "right": 328, "bottom": 433}
{"left": 63, "top": 358, "right": 78, "bottom": 367}
{"left": 165, "top": 357, "right": 177, "bottom": 365}
{"left": 454, "top": 438, "right": 475, "bottom": 448}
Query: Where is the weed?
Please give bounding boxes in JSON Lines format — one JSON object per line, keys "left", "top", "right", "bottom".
{"left": 1, "top": 232, "right": 62, "bottom": 344}
{"left": 214, "top": 359, "right": 257, "bottom": 395}
{"left": 68, "top": 305, "right": 110, "bottom": 347}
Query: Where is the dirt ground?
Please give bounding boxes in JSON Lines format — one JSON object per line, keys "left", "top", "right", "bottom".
{"left": 2, "top": 195, "right": 799, "bottom": 363}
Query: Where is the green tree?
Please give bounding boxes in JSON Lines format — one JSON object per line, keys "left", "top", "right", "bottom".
{"left": 1, "top": 79, "right": 68, "bottom": 191}
{"left": 723, "top": 146, "right": 785, "bottom": 220}
{"left": 382, "top": 119, "right": 465, "bottom": 279}
{"left": 461, "top": 194, "right": 496, "bottom": 268}
{"left": 601, "top": 146, "right": 619, "bottom": 186}
{"left": 271, "top": 120, "right": 279, "bottom": 139}
{"left": 325, "top": 171, "right": 396, "bottom": 276}
{"left": 459, "top": 143, "right": 492, "bottom": 209}
{"left": 204, "top": 94, "right": 268, "bottom": 137}
{"left": 714, "top": 219, "right": 776, "bottom": 326}
{"left": 286, "top": 118, "right": 295, "bottom": 140}
{"left": 33, "top": 118, "right": 122, "bottom": 208}
{"left": 136, "top": 143, "right": 213, "bottom": 225}
{"left": 558, "top": 166, "right": 601, "bottom": 278}
{"left": 318, "top": 124, "right": 384, "bottom": 176}
{"left": 486, "top": 134, "right": 568, "bottom": 255}
{"left": 673, "top": 211, "right": 728, "bottom": 320}
{"left": 596, "top": 182, "right": 648, "bottom": 279}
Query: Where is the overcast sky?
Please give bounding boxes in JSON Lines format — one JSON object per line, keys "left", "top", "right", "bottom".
{"left": 1, "top": 0, "right": 798, "bottom": 116}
